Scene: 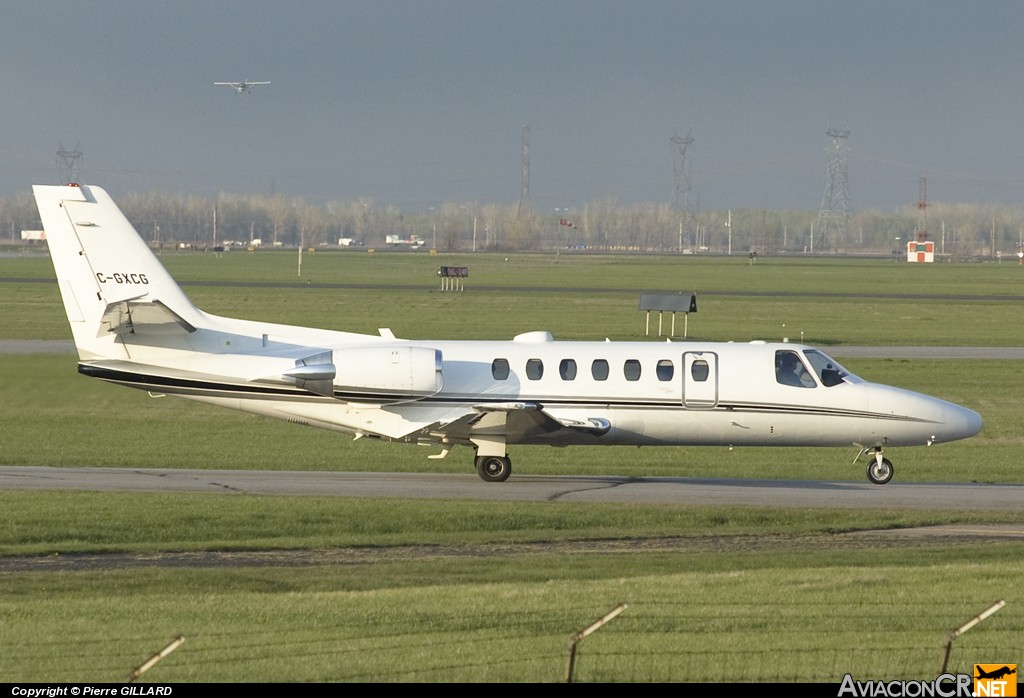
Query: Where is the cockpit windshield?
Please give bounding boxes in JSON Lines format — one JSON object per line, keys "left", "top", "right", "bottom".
{"left": 802, "top": 349, "right": 859, "bottom": 387}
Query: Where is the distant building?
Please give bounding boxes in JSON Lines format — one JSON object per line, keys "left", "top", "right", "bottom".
{"left": 385, "top": 234, "right": 425, "bottom": 248}
{"left": 907, "top": 239, "right": 934, "bottom": 263}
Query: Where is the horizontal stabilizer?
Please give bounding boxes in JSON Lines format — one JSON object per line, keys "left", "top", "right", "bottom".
{"left": 99, "top": 299, "right": 197, "bottom": 337}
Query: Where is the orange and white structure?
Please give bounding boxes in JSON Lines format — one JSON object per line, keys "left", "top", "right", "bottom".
{"left": 907, "top": 238, "right": 934, "bottom": 263}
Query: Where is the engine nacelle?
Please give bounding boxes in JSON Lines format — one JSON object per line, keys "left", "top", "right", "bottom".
{"left": 332, "top": 345, "right": 443, "bottom": 404}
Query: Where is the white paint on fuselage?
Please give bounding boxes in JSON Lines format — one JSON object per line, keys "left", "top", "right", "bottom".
{"left": 159, "top": 324, "right": 981, "bottom": 450}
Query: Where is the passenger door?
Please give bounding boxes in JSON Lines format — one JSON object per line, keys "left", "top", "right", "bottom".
{"left": 682, "top": 351, "right": 718, "bottom": 408}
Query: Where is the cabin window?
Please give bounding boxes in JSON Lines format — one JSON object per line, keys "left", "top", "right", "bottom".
{"left": 559, "top": 359, "right": 577, "bottom": 380}
{"left": 526, "top": 358, "right": 544, "bottom": 380}
{"left": 690, "top": 360, "right": 709, "bottom": 382}
{"left": 623, "top": 359, "right": 641, "bottom": 381}
{"left": 491, "top": 358, "right": 510, "bottom": 380}
{"left": 775, "top": 350, "right": 815, "bottom": 388}
{"left": 656, "top": 360, "right": 674, "bottom": 381}
{"left": 591, "top": 359, "right": 609, "bottom": 381}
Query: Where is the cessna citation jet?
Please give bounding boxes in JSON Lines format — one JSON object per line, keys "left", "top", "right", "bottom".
{"left": 33, "top": 184, "right": 983, "bottom": 484}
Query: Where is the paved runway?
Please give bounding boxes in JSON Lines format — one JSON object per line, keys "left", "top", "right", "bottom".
{"left": 2, "top": 466, "right": 1022, "bottom": 512}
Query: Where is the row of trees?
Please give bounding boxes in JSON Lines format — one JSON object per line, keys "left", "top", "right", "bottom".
{"left": 3, "top": 189, "right": 1023, "bottom": 257}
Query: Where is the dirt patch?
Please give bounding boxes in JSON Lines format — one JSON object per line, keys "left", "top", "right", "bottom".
{"left": 3, "top": 525, "right": 1021, "bottom": 572}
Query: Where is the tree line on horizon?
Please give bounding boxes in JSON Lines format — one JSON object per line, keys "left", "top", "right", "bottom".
{"left": 2, "top": 189, "right": 1022, "bottom": 258}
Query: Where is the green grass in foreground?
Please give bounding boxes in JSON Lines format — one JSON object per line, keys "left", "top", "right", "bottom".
{"left": 1, "top": 491, "right": 1022, "bottom": 682}
{"left": 4, "top": 490, "right": 1018, "bottom": 556}
{"left": 2, "top": 547, "right": 1021, "bottom": 682}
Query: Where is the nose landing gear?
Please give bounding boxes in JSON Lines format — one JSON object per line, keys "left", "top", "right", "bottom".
{"left": 857, "top": 446, "right": 894, "bottom": 485}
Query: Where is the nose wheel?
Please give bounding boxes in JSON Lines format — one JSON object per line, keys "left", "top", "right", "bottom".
{"left": 861, "top": 447, "right": 894, "bottom": 485}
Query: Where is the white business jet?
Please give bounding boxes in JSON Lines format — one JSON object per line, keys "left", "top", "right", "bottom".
{"left": 33, "top": 184, "right": 983, "bottom": 484}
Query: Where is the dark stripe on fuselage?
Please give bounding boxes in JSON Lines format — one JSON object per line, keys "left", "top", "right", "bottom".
{"left": 79, "top": 364, "right": 434, "bottom": 403}
{"left": 79, "top": 363, "right": 303, "bottom": 397}
{"left": 77, "top": 363, "right": 936, "bottom": 424}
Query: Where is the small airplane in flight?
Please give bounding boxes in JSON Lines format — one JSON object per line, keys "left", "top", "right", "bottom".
{"left": 33, "top": 183, "right": 983, "bottom": 483}
{"left": 214, "top": 80, "right": 270, "bottom": 94}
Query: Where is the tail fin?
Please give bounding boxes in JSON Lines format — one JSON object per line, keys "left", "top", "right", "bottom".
{"left": 33, "top": 183, "right": 202, "bottom": 361}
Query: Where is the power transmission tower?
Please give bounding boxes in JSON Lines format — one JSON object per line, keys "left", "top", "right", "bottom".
{"left": 56, "top": 142, "right": 83, "bottom": 185}
{"left": 671, "top": 128, "right": 695, "bottom": 210}
{"left": 518, "top": 125, "right": 531, "bottom": 218}
{"left": 816, "top": 128, "right": 851, "bottom": 250}
{"left": 671, "top": 128, "right": 697, "bottom": 251}
{"left": 916, "top": 175, "right": 929, "bottom": 241}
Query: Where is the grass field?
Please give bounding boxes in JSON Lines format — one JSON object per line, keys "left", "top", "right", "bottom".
{"left": 4, "top": 248, "right": 1024, "bottom": 344}
{"left": 1, "top": 250, "right": 1022, "bottom": 683}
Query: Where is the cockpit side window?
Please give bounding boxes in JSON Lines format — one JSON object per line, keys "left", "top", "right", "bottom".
{"left": 775, "top": 350, "right": 816, "bottom": 388}
{"left": 802, "top": 350, "right": 855, "bottom": 387}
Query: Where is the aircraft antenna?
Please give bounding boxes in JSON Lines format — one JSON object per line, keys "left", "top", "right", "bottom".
{"left": 56, "top": 142, "right": 83, "bottom": 185}
{"left": 816, "top": 127, "right": 851, "bottom": 251}
{"left": 671, "top": 128, "right": 698, "bottom": 251}
{"left": 518, "top": 125, "right": 531, "bottom": 218}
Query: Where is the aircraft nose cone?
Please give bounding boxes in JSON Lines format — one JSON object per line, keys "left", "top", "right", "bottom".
{"left": 941, "top": 402, "right": 983, "bottom": 442}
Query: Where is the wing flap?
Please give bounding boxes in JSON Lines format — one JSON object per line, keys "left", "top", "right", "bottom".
{"left": 421, "top": 402, "right": 613, "bottom": 442}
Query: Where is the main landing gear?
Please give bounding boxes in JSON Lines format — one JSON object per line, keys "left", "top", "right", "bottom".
{"left": 859, "top": 446, "right": 894, "bottom": 485}
{"left": 475, "top": 454, "right": 512, "bottom": 482}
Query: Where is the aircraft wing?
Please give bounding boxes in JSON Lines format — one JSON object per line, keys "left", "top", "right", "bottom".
{"left": 470, "top": 402, "right": 609, "bottom": 433}
{"left": 419, "top": 401, "right": 611, "bottom": 448}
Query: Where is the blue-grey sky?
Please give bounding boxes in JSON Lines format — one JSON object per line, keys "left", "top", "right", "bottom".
{"left": 4, "top": 1, "right": 1024, "bottom": 212}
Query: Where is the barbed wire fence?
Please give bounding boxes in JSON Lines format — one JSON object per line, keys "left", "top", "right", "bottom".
{"left": 7, "top": 600, "right": 1014, "bottom": 683}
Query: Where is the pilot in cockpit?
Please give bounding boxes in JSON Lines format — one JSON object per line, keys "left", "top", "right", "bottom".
{"left": 775, "top": 350, "right": 815, "bottom": 388}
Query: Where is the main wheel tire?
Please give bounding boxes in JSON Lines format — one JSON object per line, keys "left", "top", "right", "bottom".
{"left": 866, "top": 457, "right": 894, "bottom": 485}
{"left": 475, "top": 455, "right": 512, "bottom": 482}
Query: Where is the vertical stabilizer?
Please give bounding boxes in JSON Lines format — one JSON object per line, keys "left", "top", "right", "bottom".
{"left": 33, "top": 184, "right": 202, "bottom": 360}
